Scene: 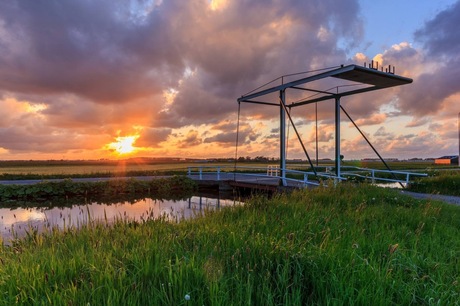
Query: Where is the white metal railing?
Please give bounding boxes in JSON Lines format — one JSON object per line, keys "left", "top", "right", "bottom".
{"left": 187, "top": 165, "right": 342, "bottom": 187}
{"left": 340, "top": 166, "right": 427, "bottom": 185}
{"left": 187, "top": 165, "right": 427, "bottom": 188}
{"left": 266, "top": 165, "right": 279, "bottom": 177}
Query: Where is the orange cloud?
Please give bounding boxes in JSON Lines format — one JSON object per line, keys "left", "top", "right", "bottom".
{"left": 352, "top": 113, "right": 387, "bottom": 126}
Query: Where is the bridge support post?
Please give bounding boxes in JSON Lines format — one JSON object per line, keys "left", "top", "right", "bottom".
{"left": 280, "top": 90, "right": 287, "bottom": 186}
{"left": 335, "top": 97, "right": 341, "bottom": 179}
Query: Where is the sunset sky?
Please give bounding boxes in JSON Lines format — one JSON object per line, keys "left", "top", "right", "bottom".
{"left": 0, "top": 0, "right": 459, "bottom": 160}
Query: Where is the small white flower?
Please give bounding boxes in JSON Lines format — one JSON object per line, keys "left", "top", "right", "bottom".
{"left": 185, "top": 294, "right": 191, "bottom": 301}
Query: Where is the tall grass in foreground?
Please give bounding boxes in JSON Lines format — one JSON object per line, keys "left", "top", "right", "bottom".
{"left": 0, "top": 183, "right": 459, "bottom": 305}
{"left": 407, "top": 170, "right": 460, "bottom": 196}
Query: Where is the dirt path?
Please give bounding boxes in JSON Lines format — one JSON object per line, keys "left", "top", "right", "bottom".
{"left": 399, "top": 190, "right": 460, "bottom": 206}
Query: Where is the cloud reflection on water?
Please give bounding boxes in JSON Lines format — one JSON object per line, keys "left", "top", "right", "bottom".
{"left": 0, "top": 195, "right": 240, "bottom": 244}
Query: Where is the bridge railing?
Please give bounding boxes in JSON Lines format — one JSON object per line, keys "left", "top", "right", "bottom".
{"left": 186, "top": 165, "right": 343, "bottom": 187}
{"left": 187, "top": 165, "right": 427, "bottom": 187}
{"left": 340, "top": 166, "right": 427, "bottom": 186}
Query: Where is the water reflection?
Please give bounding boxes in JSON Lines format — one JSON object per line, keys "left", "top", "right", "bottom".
{"left": 0, "top": 193, "right": 241, "bottom": 244}
{"left": 374, "top": 182, "right": 406, "bottom": 189}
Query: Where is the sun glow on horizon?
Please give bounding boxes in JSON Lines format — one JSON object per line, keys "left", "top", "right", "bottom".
{"left": 107, "top": 135, "right": 139, "bottom": 155}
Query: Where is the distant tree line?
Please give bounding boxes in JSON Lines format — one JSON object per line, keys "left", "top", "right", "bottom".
{"left": 237, "top": 156, "right": 277, "bottom": 162}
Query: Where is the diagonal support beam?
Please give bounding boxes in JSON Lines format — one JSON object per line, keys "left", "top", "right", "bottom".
{"left": 340, "top": 105, "right": 404, "bottom": 188}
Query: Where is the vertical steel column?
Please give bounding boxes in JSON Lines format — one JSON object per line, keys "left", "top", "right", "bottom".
{"left": 315, "top": 102, "right": 319, "bottom": 166}
{"left": 280, "top": 90, "right": 287, "bottom": 185}
{"left": 335, "top": 97, "right": 341, "bottom": 178}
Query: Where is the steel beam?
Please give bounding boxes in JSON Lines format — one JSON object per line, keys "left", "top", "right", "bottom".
{"left": 290, "top": 86, "right": 337, "bottom": 95}
{"left": 289, "top": 86, "right": 378, "bottom": 108}
{"left": 335, "top": 97, "right": 341, "bottom": 178}
{"left": 236, "top": 99, "right": 279, "bottom": 106}
{"left": 238, "top": 65, "right": 355, "bottom": 102}
{"left": 280, "top": 90, "right": 287, "bottom": 186}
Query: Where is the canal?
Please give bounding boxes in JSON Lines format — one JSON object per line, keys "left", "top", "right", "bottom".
{"left": 1, "top": 192, "right": 241, "bottom": 244}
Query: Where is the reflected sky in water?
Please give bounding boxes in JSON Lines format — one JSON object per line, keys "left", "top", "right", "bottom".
{"left": 0, "top": 195, "right": 240, "bottom": 244}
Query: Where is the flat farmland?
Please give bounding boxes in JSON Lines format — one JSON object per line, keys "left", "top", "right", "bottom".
{"left": 0, "top": 159, "right": 455, "bottom": 177}
{"left": 0, "top": 160, "right": 189, "bottom": 175}
{"left": 0, "top": 159, "right": 278, "bottom": 177}
{"left": 0, "top": 160, "right": 221, "bottom": 176}
{"left": 0, "top": 160, "right": 324, "bottom": 175}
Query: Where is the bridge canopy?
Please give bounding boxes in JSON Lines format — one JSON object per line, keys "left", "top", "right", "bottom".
{"left": 237, "top": 64, "right": 413, "bottom": 107}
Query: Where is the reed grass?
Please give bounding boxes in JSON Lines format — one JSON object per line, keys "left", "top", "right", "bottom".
{"left": 0, "top": 183, "right": 459, "bottom": 305}
{"left": 0, "top": 176, "right": 197, "bottom": 204}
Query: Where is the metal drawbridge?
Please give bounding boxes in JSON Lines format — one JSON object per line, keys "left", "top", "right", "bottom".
{"left": 232, "top": 63, "right": 425, "bottom": 188}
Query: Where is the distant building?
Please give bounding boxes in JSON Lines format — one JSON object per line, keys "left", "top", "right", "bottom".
{"left": 434, "top": 155, "right": 459, "bottom": 165}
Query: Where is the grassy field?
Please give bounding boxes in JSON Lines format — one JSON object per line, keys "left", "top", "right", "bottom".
{"left": 0, "top": 183, "right": 459, "bottom": 305}
{"left": 1, "top": 159, "right": 459, "bottom": 197}
{"left": 0, "top": 159, "right": 280, "bottom": 178}
{"left": 0, "top": 158, "right": 448, "bottom": 178}
{"left": 0, "top": 159, "right": 330, "bottom": 180}
{"left": 0, "top": 160, "right": 196, "bottom": 176}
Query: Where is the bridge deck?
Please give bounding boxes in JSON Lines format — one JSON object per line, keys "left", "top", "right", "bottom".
{"left": 187, "top": 173, "right": 316, "bottom": 191}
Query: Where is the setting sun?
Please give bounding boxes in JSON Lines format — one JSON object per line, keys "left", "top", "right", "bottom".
{"left": 107, "top": 135, "right": 139, "bottom": 155}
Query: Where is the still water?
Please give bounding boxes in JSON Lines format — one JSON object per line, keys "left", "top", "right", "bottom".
{"left": 0, "top": 194, "right": 240, "bottom": 243}
{"left": 374, "top": 182, "right": 406, "bottom": 188}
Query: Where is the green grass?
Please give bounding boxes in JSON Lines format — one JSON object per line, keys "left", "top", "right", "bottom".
{"left": 407, "top": 170, "right": 460, "bottom": 196}
{"left": 0, "top": 176, "right": 197, "bottom": 206}
{"left": 0, "top": 163, "right": 190, "bottom": 179}
{"left": 1, "top": 183, "right": 459, "bottom": 305}
{"left": 358, "top": 160, "right": 439, "bottom": 170}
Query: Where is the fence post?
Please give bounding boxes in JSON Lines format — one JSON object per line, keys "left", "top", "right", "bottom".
{"left": 371, "top": 169, "right": 375, "bottom": 184}
{"left": 187, "top": 167, "right": 191, "bottom": 176}
{"left": 217, "top": 166, "right": 221, "bottom": 180}
{"left": 199, "top": 167, "right": 203, "bottom": 180}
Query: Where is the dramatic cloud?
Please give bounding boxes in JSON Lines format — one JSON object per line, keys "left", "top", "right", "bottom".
{"left": 374, "top": 127, "right": 394, "bottom": 138}
{"left": 406, "top": 117, "right": 431, "bottom": 128}
{"left": 0, "top": 1, "right": 172, "bottom": 103}
{"left": 396, "top": 1, "right": 460, "bottom": 116}
{"left": 0, "top": 0, "right": 458, "bottom": 159}
{"left": 176, "top": 130, "right": 202, "bottom": 149}
{"left": 136, "top": 128, "right": 172, "bottom": 148}
{"left": 414, "top": 1, "right": 460, "bottom": 59}
{"left": 353, "top": 113, "right": 387, "bottom": 127}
